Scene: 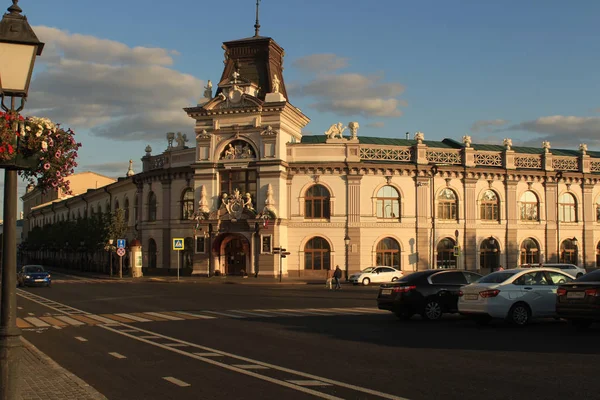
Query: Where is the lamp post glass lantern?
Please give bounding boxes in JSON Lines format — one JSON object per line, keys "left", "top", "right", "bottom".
{"left": 0, "top": 2, "right": 44, "bottom": 399}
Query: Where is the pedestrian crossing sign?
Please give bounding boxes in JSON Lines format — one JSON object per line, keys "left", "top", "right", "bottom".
{"left": 173, "top": 238, "right": 184, "bottom": 251}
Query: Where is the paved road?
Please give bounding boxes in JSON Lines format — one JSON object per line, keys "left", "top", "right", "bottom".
{"left": 16, "top": 272, "right": 600, "bottom": 399}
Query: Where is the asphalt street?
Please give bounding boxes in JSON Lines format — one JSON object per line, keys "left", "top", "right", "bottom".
{"left": 15, "top": 271, "right": 600, "bottom": 400}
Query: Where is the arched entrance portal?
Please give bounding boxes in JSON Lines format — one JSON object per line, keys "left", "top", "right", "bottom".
{"left": 220, "top": 234, "right": 250, "bottom": 276}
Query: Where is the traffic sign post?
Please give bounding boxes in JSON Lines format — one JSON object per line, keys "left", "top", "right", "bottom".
{"left": 117, "top": 239, "right": 126, "bottom": 249}
{"left": 273, "top": 247, "right": 288, "bottom": 282}
{"left": 173, "top": 238, "right": 184, "bottom": 281}
{"left": 116, "top": 247, "right": 126, "bottom": 278}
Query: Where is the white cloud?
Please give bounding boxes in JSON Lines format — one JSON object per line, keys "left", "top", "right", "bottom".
{"left": 508, "top": 115, "right": 600, "bottom": 148}
{"left": 26, "top": 26, "right": 202, "bottom": 141}
{"left": 292, "top": 54, "right": 348, "bottom": 73}
{"left": 366, "top": 122, "right": 385, "bottom": 128}
{"left": 291, "top": 67, "right": 406, "bottom": 118}
{"left": 471, "top": 119, "right": 508, "bottom": 133}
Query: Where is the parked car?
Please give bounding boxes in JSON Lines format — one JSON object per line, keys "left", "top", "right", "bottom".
{"left": 17, "top": 265, "right": 51, "bottom": 287}
{"left": 349, "top": 266, "right": 403, "bottom": 286}
{"left": 377, "top": 269, "right": 482, "bottom": 320}
{"left": 458, "top": 267, "right": 574, "bottom": 326}
{"left": 520, "top": 263, "right": 585, "bottom": 278}
{"left": 556, "top": 269, "right": 600, "bottom": 329}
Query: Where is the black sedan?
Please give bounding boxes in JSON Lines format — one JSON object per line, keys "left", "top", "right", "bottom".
{"left": 17, "top": 265, "right": 52, "bottom": 287}
{"left": 377, "top": 269, "right": 482, "bottom": 320}
{"left": 556, "top": 269, "right": 600, "bottom": 329}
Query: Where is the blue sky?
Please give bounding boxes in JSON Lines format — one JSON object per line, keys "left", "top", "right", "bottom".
{"left": 1, "top": 0, "right": 600, "bottom": 218}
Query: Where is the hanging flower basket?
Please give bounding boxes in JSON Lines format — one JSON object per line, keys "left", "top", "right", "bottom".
{"left": 0, "top": 112, "right": 81, "bottom": 194}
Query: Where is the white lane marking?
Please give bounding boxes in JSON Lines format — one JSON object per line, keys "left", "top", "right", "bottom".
{"left": 24, "top": 317, "right": 50, "bottom": 327}
{"left": 117, "top": 329, "right": 139, "bottom": 333}
{"left": 164, "top": 343, "right": 189, "bottom": 347}
{"left": 163, "top": 377, "right": 191, "bottom": 387}
{"left": 52, "top": 325, "right": 62, "bottom": 330}
{"left": 55, "top": 315, "right": 85, "bottom": 326}
{"left": 17, "top": 307, "right": 22, "bottom": 310}
{"left": 328, "top": 307, "right": 378, "bottom": 314}
{"left": 174, "top": 311, "right": 216, "bottom": 319}
{"left": 143, "top": 312, "right": 184, "bottom": 321}
{"left": 251, "top": 309, "right": 296, "bottom": 316}
{"left": 233, "top": 364, "right": 270, "bottom": 370}
{"left": 75, "top": 337, "right": 88, "bottom": 342}
{"left": 85, "top": 314, "right": 121, "bottom": 324}
{"left": 16, "top": 290, "right": 89, "bottom": 314}
{"left": 101, "top": 323, "right": 409, "bottom": 400}
{"left": 193, "top": 352, "right": 223, "bottom": 357}
{"left": 109, "top": 352, "right": 127, "bottom": 359}
{"left": 28, "top": 312, "right": 34, "bottom": 316}
{"left": 228, "top": 310, "right": 276, "bottom": 318}
{"left": 115, "top": 313, "right": 152, "bottom": 322}
{"left": 140, "top": 335, "right": 161, "bottom": 339}
{"left": 200, "top": 310, "right": 246, "bottom": 319}
{"left": 287, "top": 380, "right": 333, "bottom": 387}
{"left": 276, "top": 309, "right": 327, "bottom": 316}
{"left": 354, "top": 307, "right": 390, "bottom": 314}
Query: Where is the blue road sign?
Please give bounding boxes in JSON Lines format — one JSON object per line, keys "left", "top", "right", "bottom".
{"left": 173, "top": 238, "right": 184, "bottom": 251}
{"left": 117, "top": 239, "right": 126, "bottom": 249}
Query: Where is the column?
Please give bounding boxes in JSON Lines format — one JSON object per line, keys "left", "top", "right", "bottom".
{"left": 463, "top": 177, "right": 478, "bottom": 271}
{"left": 505, "top": 177, "right": 519, "bottom": 268}
{"left": 161, "top": 178, "right": 172, "bottom": 269}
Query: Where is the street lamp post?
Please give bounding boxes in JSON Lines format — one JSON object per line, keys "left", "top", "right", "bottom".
{"left": 0, "top": 2, "right": 45, "bottom": 398}
{"left": 344, "top": 234, "right": 350, "bottom": 281}
{"left": 108, "top": 239, "right": 114, "bottom": 277}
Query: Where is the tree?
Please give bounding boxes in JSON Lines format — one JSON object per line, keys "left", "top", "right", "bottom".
{"left": 107, "top": 208, "right": 128, "bottom": 244}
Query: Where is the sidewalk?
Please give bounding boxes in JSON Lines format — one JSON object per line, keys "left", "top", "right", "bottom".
{"left": 19, "top": 337, "right": 107, "bottom": 400}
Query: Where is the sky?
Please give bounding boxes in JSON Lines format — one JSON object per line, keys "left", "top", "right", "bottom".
{"left": 1, "top": 0, "right": 600, "bottom": 219}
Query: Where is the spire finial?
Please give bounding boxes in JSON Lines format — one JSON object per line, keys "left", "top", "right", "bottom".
{"left": 254, "top": 0, "right": 261, "bottom": 37}
{"left": 8, "top": 0, "right": 22, "bottom": 15}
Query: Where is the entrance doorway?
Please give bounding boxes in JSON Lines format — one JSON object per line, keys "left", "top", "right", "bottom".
{"left": 224, "top": 237, "right": 247, "bottom": 276}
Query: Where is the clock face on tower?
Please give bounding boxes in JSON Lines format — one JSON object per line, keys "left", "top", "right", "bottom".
{"left": 228, "top": 87, "right": 243, "bottom": 104}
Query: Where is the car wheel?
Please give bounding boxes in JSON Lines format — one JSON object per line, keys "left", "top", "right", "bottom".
{"left": 362, "top": 278, "right": 370, "bottom": 286}
{"left": 422, "top": 299, "right": 443, "bottom": 321}
{"left": 507, "top": 303, "right": 531, "bottom": 326}
{"left": 571, "top": 320, "right": 592, "bottom": 330}
{"left": 391, "top": 277, "right": 399, "bottom": 282}
{"left": 576, "top": 273, "right": 583, "bottom": 278}
{"left": 394, "top": 310, "right": 414, "bottom": 320}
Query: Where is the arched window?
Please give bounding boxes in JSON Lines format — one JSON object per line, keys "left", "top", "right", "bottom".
{"left": 106, "top": 200, "right": 110, "bottom": 213}
{"left": 437, "top": 188, "right": 458, "bottom": 220}
{"left": 560, "top": 238, "right": 578, "bottom": 265}
{"left": 520, "top": 238, "right": 540, "bottom": 265}
{"left": 124, "top": 198, "right": 130, "bottom": 224}
{"left": 480, "top": 190, "right": 499, "bottom": 221}
{"left": 596, "top": 242, "right": 600, "bottom": 267}
{"left": 596, "top": 197, "right": 600, "bottom": 222}
{"left": 148, "top": 192, "right": 157, "bottom": 221}
{"left": 436, "top": 238, "right": 456, "bottom": 269}
{"left": 148, "top": 238, "right": 157, "bottom": 269}
{"left": 558, "top": 193, "right": 577, "bottom": 222}
{"left": 480, "top": 237, "right": 500, "bottom": 271}
{"left": 376, "top": 237, "right": 401, "bottom": 268}
{"left": 181, "top": 188, "right": 194, "bottom": 220}
{"left": 376, "top": 186, "right": 400, "bottom": 219}
{"left": 114, "top": 200, "right": 120, "bottom": 210}
{"left": 133, "top": 194, "right": 138, "bottom": 223}
{"left": 305, "top": 185, "right": 330, "bottom": 219}
{"left": 304, "top": 237, "right": 330, "bottom": 270}
{"left": 519, "top": 191, "right": 539, "bottom": 221}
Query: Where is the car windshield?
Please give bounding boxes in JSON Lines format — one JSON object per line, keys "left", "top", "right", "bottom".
{"left": 24, "top": 266, "right": 44, "bottom": 273}
{"left": 361, "top": 267, "right": 375, "bottom": 273}
{"left": 574, "top": 270, "right": 600, "bottom": 282}
{"left": 477, "top": 271, "right": 517, "bottom": 284}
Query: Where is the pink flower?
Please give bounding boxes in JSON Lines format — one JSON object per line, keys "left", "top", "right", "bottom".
{"left": 55, "top": 150, "right": 61, "bottom": 158}
{"left": 43, "top": 163, "right": 51, "bottom": 170}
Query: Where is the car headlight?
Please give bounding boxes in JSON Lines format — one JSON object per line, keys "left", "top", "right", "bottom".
{"left": 25, "top": 275, "right": 31, "bottom": 279}
{"left": 47, "top": 274, "right": 51, "bottom": 278}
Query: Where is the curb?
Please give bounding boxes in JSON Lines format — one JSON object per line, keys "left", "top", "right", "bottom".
{"left": 20, "top": 337, "right": 108, "bottom": 400}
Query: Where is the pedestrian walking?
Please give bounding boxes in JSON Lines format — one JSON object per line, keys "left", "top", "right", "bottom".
{"left": 333, "top": 265, "right": 342, "bottom": 290}
{"left": 497, "top": 265, "right": 504, "bottom": 271}
{"left": 325, "top": 268, "right": 334, "bottom": 289}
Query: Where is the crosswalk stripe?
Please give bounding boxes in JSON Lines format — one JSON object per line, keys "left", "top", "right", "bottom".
{"left": 24, "top": 317, "right": 50, "bottom": 327}
{"left": 55, "top": 316, "right": 85, "bottom": 326}
{"left": 276, "top": 309, "right": 327, "bottom": 316}
{"left": 100, "top": 314, "right": 137, "bottom": 323}
{"left": 228, "top": 310, "right": 276, "bottom": 317}
{"left": 158, "top": 311, "right": 197, "bottom": 320}
{"left": 115, "top": 313, "right": 152, "bottom": 322}
{"left": 131, "top": 312, "right": 168, "bottom": 321}
{"left": 251, "top": 309, "right": 294, "bottom": 317}
{"left": 39, "top": 316, "right": 69, "bottom": 327}
{"left": 232, "top": 364, "right": 269, "bottom": 370}
{"left": 143, "top": 312, "right": 184, "bottom": 321}
{"left": 201, "top": 310, "right": 245, "bottom": 319}
{"left": 16, "top": 318, "right": 32, "bottom": 328}
{"left": 85, "top": 314, "right": 122, "bottom": 324}
{"left": 69, "top": 315, "right": 103, "bottom": 325}
{"left": 353, "top": 307, "right": 389, "bottom": 314}
{"left": 287, "top": 380, "right": 332, "bottom": 387}
{"left": 173, "top": 311, "right": 216, "bottom": 319}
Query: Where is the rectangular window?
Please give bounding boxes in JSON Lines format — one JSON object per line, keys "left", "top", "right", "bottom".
{"left": 195, "top": 237, "right": 205, "bottom": 253}
{"left": 261, "top": 235, "right": 272, "bottom": 254}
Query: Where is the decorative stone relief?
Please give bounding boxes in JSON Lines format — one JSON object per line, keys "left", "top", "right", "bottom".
{"left": 271, "top": 74, "right": 280, "bottom": 93}
{"left": 196, "top": 129, "right": 211, "bottom": 140}
{"left": 462, "top": 135, "right": 472, "bottom": 147}
{"left": 580, "top": 143, "right": 588, "bottom": 155}
{"left": 261, "top": 126, "right": 277, "bottom": 136}
{"left": 360, "top": 147, "right": 411, "bottom": 162}
{"left": 325, "top": 122, "right": 347, "bottom": 139}
{"left": 175, "top": 132, "right": 188, "bottom": 148}
{"left": 414, "top": 131, "right": 424, "bottom": 144}
{"left": 145, "top": 145, "right": 152, "bottom": 156}
{"left": 220, "top": 189, "right": 253, "bottom": 220}
{"left": 198, "top": 185, "right": 209, "bottom": 213}
{"left": 166, "top": 132, "right": 175, "bottom": 149}
{"left": 220, "top": 140, "right": 256, "bottom": 160}
{"left": 503, "top": 138, "right": 512, "bottom": 150}
{"left": 542, "top": 140, "right": 551, "bottom": 153}
{"left": 348, "top": 122, "right": 359, "bottom": 139}
{"left": 203, "top": 80, "right": 213, "bottom": 100}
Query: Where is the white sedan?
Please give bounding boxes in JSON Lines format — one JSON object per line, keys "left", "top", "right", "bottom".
{"left": 458, "top": 267, "right": 575, "bottom": 326}
{"left": 348, "top": 266, "right": 403, "bottom": 286}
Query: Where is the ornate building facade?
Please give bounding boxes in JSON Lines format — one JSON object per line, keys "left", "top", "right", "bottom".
{"left": 22, "top": 32, "right": 600, "bottom": 278}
